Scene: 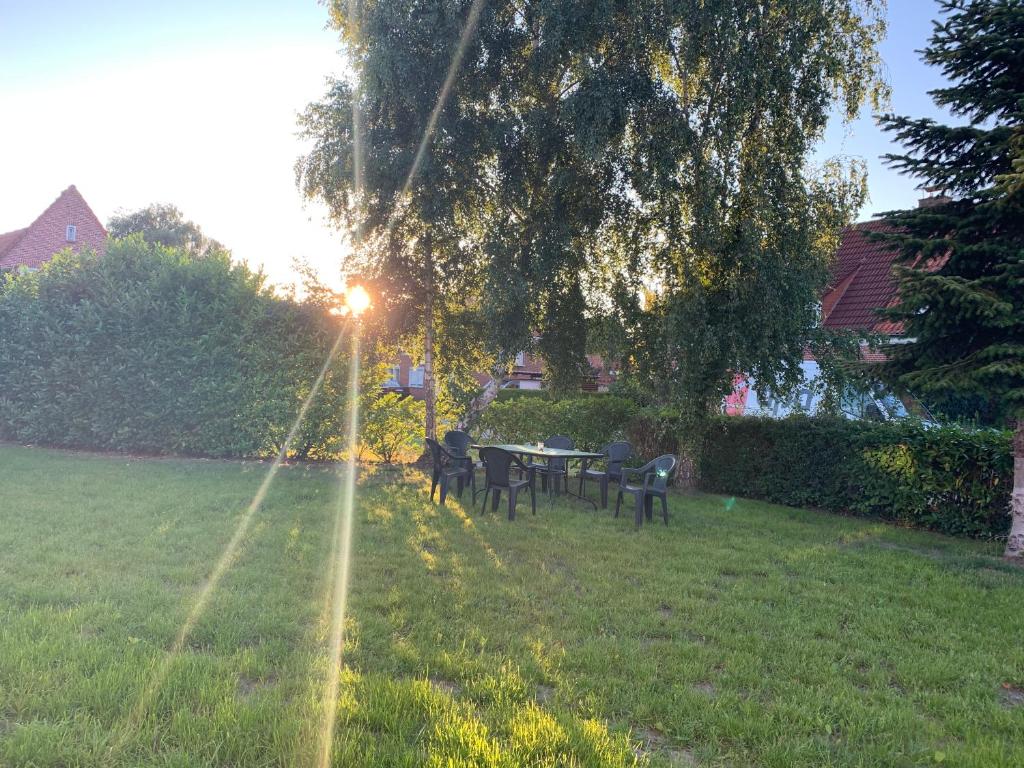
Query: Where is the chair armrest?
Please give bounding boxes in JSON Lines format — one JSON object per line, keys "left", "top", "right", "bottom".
{"left": 619, "top": 466, "right": 644, "bottom": 483}
{"left": 510, "top": 454, "right": 532, "bottom": 474}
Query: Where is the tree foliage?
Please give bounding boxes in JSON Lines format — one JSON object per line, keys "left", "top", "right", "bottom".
{"left": 299, "top": 0, "right": 886, "bottom": 413}
{"left": 875, "top": 0, "right": 1024, "bottom": 424}
{"left": 297, "top": 0, "right": 495, "bottom": 439}
{"left": 585, "top": 1, "right": 885, "bottom": 418}
{"left": 107, "top": 203, "right": 226, "bottom": 257}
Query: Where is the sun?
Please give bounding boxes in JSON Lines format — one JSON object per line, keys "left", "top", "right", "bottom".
{"left": 345, "top": 285, "right": 371, "bottom": 317}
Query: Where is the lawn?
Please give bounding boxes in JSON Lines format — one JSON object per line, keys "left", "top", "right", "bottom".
{"left": 1, "top": 445, "right": 1022, "bottom": 767}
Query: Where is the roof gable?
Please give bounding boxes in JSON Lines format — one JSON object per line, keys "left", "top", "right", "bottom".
{"left": 0, "top": 185, "right": 106, "bottom": 270}
{"left": 822, "top": 220, "right": 904, "bottom": 335}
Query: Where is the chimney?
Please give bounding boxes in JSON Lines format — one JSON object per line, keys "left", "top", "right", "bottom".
{"left": 919, "top": 186, "right": 951, "bottom": 208}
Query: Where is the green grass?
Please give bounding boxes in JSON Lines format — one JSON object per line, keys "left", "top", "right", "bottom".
{"left": 1, "top": 444, "right": 1022, "bottom": 767}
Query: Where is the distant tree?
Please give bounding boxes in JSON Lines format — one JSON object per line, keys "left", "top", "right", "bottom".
{"left": 107, "top": 203, "right": 226, "bottom": 257}
{"left": 873, "top": 0, "right": 1024, "bottom": 559}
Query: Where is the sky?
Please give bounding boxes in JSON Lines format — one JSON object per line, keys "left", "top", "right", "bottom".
{"left": 0, "top": 0, "right": 954, "bottom": 292}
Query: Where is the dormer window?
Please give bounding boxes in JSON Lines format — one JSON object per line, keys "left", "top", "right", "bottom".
{"left": 66, "top": 224, "right": 77, "bottom": 242}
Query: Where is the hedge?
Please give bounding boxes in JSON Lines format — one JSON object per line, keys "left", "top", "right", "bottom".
{"left": 477, "top": 395, "right": 639, "bottom": 451}
{"left": 0, "top": 237, "right": 355, "bottom": 458}
{"left": 476, "top": 396, "right": 1014, "bottom": 539}
{"left": 700, "top": 416, "right": 1013, "bottom": 540}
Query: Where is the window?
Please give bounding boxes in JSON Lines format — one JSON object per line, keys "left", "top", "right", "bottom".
{"left": 515, "top": 351, "right": 526, "bottom": 367}
{"left": 66, "top": 224, "right": 77, "bottom": 242}
{"left": 408, "top": 365, "right": 424, "bottom": 388}
{"left": 383, "top": 365, "right": 400, "bottom": 388}
{"left": 799, "top": 388, "right": 814, "bottom": 411}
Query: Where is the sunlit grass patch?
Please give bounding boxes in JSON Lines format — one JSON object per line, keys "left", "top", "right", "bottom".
{"left": 1, "top": 444, "right": 1023, "bottom": 766}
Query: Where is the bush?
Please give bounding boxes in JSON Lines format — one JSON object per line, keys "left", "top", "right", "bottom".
{"left": 494, "top": 388, "right": 549, "bottom": 402}
{"left": 700, "top": 415, "right": 1013, "bottom": 539}
{"left": 361, "top": 393, "right": 425, "bottom": 463}
{"left": 477, "top": 395, "right": 639, "bottom": 451}
{"left": 0, "top": 237, "right": 356, "bottom": 458}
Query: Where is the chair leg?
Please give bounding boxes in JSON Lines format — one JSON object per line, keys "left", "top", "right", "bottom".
{"left": 614, "top": 489, "right": 622, "bottom": 517}
{"left": 430, "top": 470, "right": 439, "bottom": 501}
{"left": 491, "top": 489, "right": 501, "bottom": 512}
{"left": 600, "top": 477, "right": 608, "bottom": 509}
{"left": 578, "top": 473, "right": 585, "bottom": 498}
{"left": 439, "top": 475, "right": 449, "bottom": 506}
{"left": 508, "top": 486, "right": 518, "bottom": 520}
{"left": 530, "top": 483, "right": 536, "bottom": 515}
{"left": 635, "top": 494, "right": 644, "bottom": 528}
{"left": 644, "top": 495, "right": 654, "bottom": 521}
{"left": 661, "top": 493, "right": 668, "bottom": 525}
{"left": 479, "top": 486, "right": 489, "bottom": 514}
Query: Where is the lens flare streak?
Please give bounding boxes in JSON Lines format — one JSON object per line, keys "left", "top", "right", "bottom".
{"left": 111, "top": 327, "right": 349, "bottom": 755}
{"left": 316, "top": 330, "right": 361, "bottom": 768}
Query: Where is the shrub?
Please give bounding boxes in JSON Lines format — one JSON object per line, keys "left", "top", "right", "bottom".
{"left": 477, "top": 395, "right": 639, "bottom": 451}
{"left": 0, "top": 237, "right": 356, "bottom": 458}
{"left": 361, "top": 393, "right": 425, "bottom": 463}
{"left": 494, "top": 388, "right": 549, "bottom": 402}
{"left": 700, "top": 415, "right": 1013, "bottom": 539}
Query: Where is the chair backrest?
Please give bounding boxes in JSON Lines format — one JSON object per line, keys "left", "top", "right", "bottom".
{"left": 648, "top": 454, "right": 677, "bottom": 492}
{"left": 443, "top": 429, "right": 471, "bottom": 455}
{"left": 544, "top": 435, "right": 573, "bottom": 472}
{"left": 424, "top": 438, "right": 447, "bottom": 469}
{"left": 479, "top": 447, "right": 518, "bottom": 487}
{"left": 603, "top": 440, "right": 633, "bottom": 479}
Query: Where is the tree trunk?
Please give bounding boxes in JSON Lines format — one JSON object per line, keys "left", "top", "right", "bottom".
{"left": 1003, "top": 418, "right": 1024, "bottom": 560}
{"left": 423, "top": 229, "right": 437, "bottom": 443}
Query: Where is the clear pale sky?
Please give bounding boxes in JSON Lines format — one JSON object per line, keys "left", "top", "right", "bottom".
{"left": 0, "top": 0, "right": 952, "bottom": 291}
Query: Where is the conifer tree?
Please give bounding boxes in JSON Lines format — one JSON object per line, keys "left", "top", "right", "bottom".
{"left": 874, "top": 0, "right": 1024, "bottom": 558}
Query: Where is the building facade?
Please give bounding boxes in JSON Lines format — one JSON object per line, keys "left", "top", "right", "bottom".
{"left": 0, "top": 186, "right": 106, "bottom": 271}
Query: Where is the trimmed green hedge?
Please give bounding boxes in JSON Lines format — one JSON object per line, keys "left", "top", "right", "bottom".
{"left": 701, "top": 416, "right": 1013, "bottom": 539}
{"left": 0, "top": 238, "right": 354, "bottom": 458}
{"left": 476, "top": 396, "right": 1014, "bottom": 539}
{"left": 477, "top": 395, "right": 639, "bottom": 451}
{"left": 493, "top": 388, "right": 549, "bottom": 402}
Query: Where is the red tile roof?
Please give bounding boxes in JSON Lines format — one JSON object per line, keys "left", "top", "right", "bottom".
{"left": 0, "top": 185, "right": 106, "bottom": 270}
{"left": 822, "top": 220, "right": 904, "bottom": 335}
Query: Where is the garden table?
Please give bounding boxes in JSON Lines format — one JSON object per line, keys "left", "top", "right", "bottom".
{"left": 471, "top": 443, "right": 605, "bottom": 510}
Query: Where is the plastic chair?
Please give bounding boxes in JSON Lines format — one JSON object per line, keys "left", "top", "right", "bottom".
{"left": 528, "top": 435, "right": 573, "bottom": 497}
{"left": 425, "top": 438, "right": 474, "bottom": 506}
{"left": 443, "top": 429, "right": 479, "bottom": 493}
{"left": 615, "top": 454, "right": 677, "bottom": 528}
{"left": 478, "top": 447, "right": 536, "bottom": 520}
{"left": 578, "top": 440, "right": 633, "bottom": 508}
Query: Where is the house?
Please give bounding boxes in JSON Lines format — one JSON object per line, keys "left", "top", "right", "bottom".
{"left": 499, "top": 351, "right": 615, "bottom": 393}
{"left": 384, "top": 349, "right": 616, "bottom": 400}
{"left": 730, "top": 198, "right": 944, "bottom": 421}
{"left": 0, "top": 185, "right": 106, "bottom": 272}
{"left": 819, "top": 219, "right": 904, "bottom": 339}
{"left": 382, "top": 352, "right": 428, "bottom": 399}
